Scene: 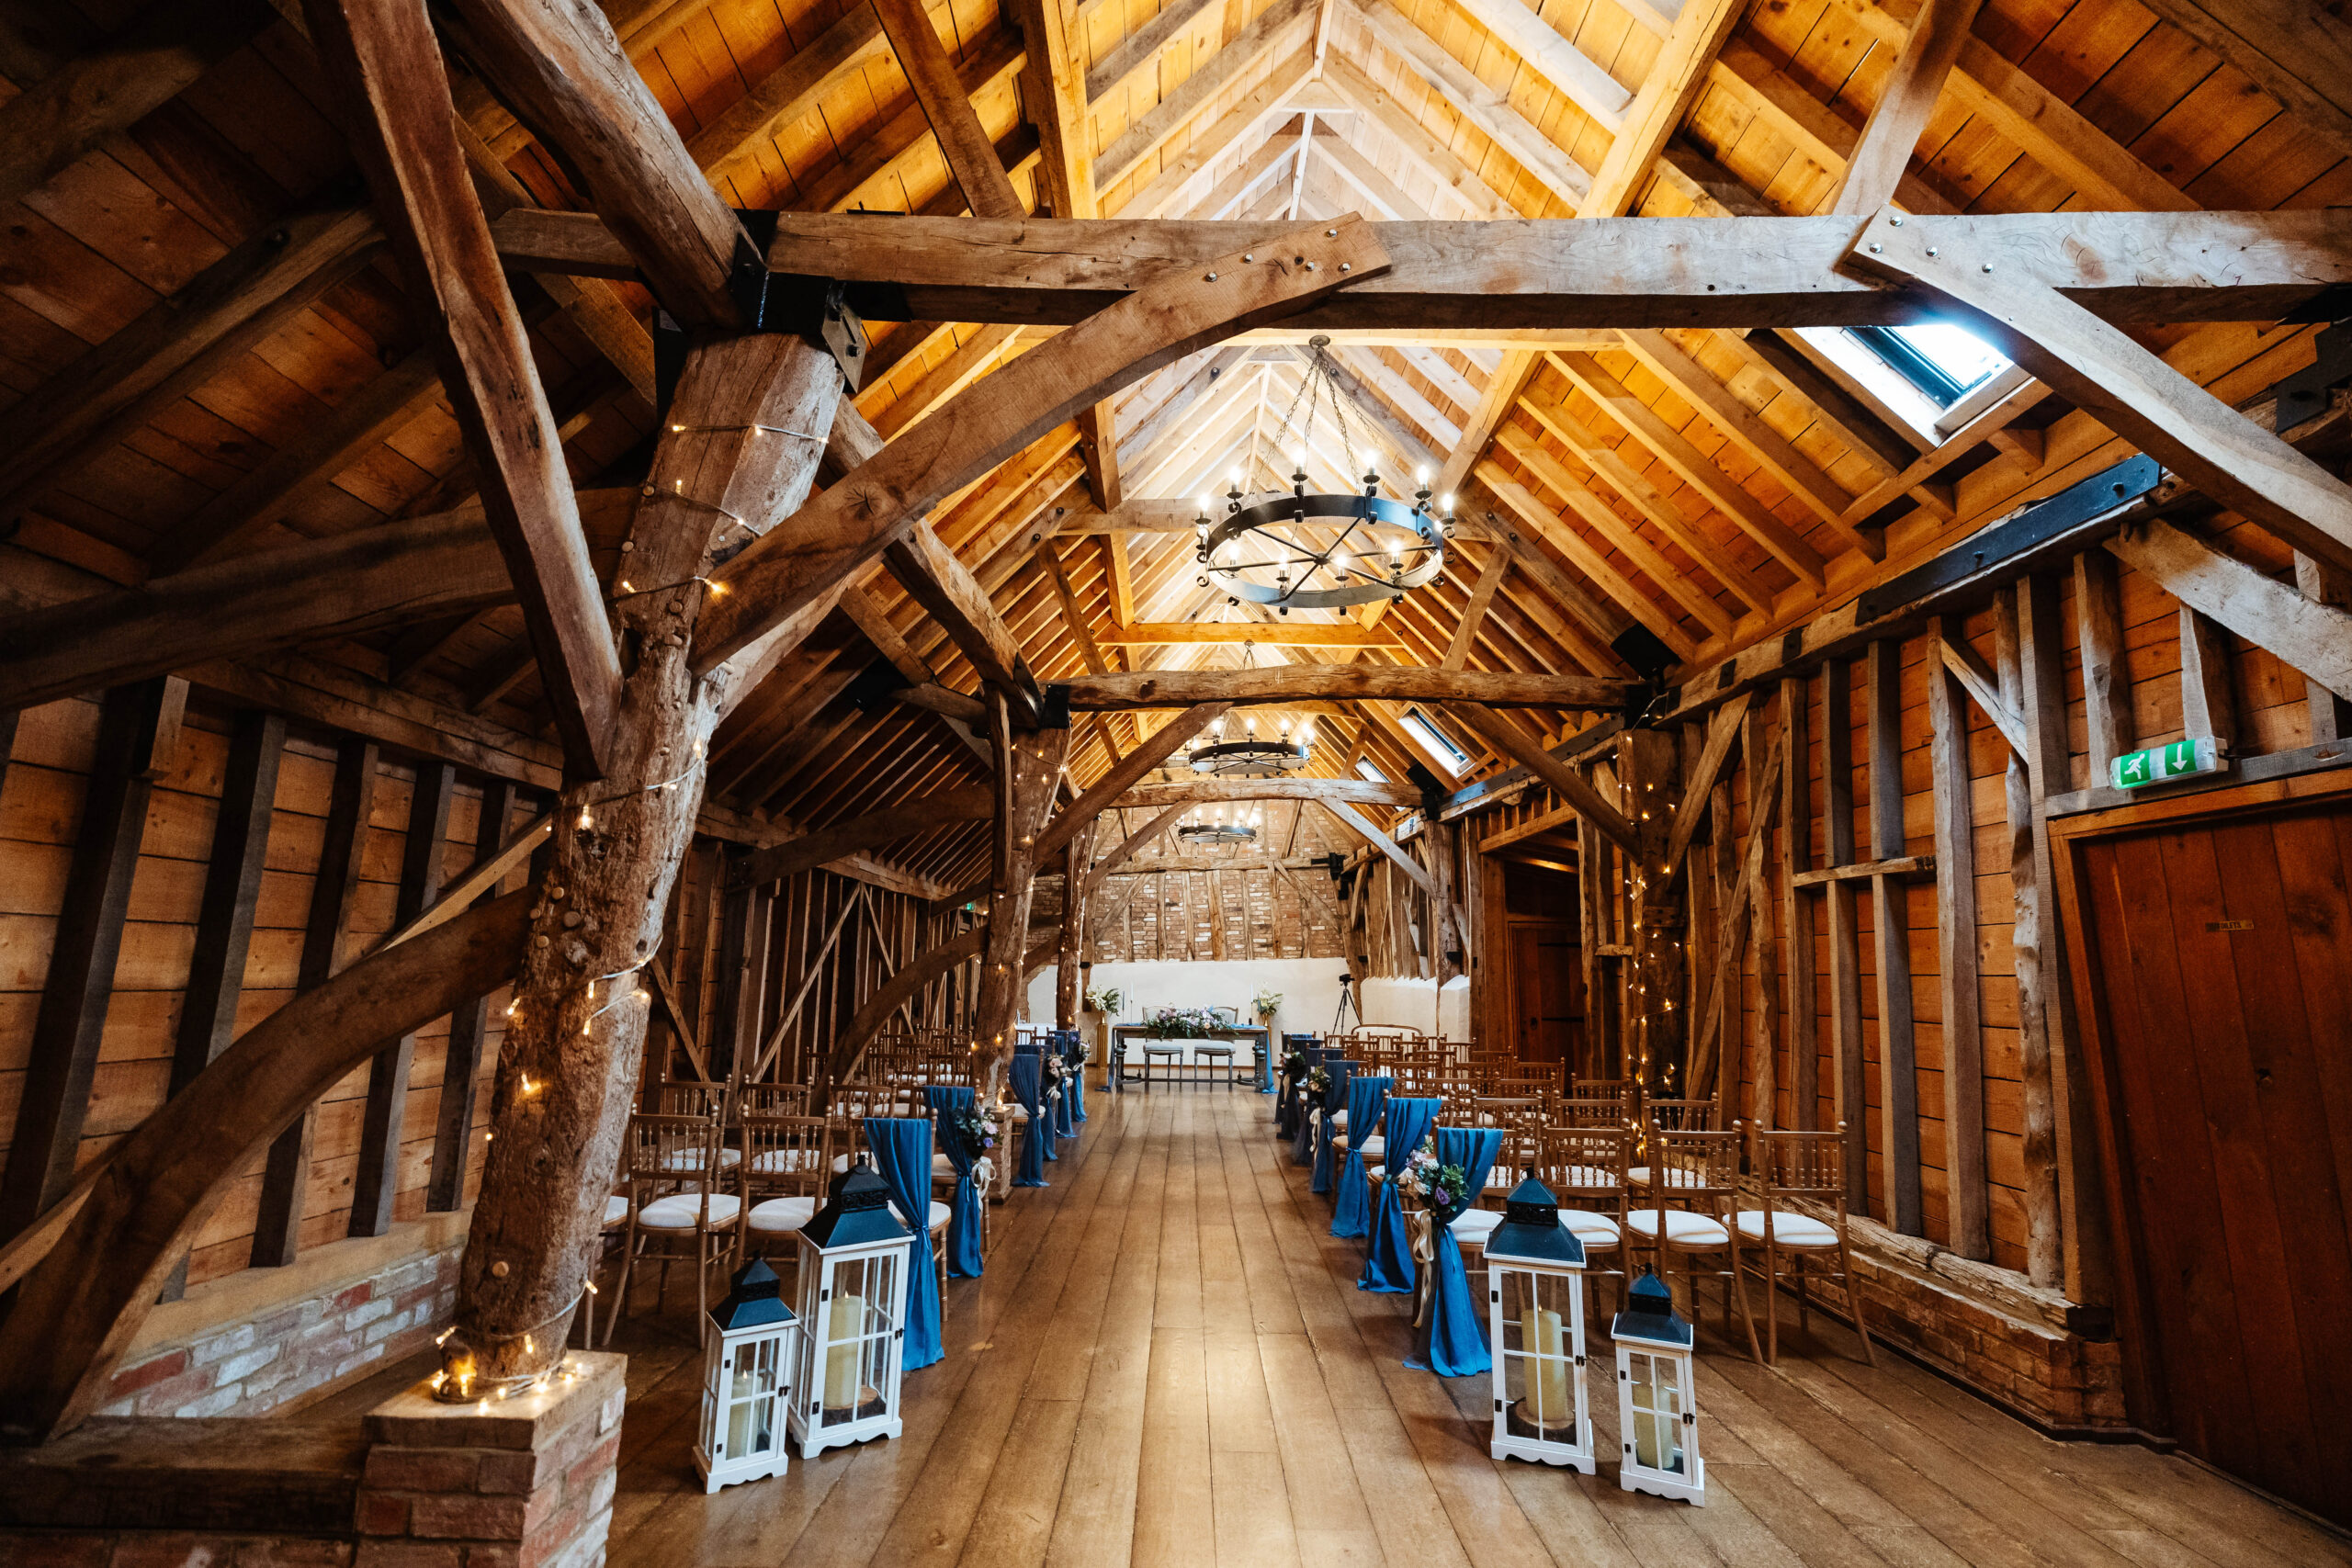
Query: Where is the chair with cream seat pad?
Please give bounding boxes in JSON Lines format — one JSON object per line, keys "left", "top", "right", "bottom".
{"left": 1534, "top": 1124, "right": 1631, "bottom": 1315}
{"left": 1622, "top": 1125, "right": 1761, "bottom": 1363}
{"left": 1738, "top": 1122, "right": 1874, "bottom": 1367}
{"left": 612, "top": 1112, "right": 741, "bottom": 1346}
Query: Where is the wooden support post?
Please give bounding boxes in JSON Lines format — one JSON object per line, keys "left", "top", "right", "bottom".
{"left": 1994, "top": 587, "right": 2063, "bottom": 1287}
{"left": 157, "top": 709, "right": 287, "bottom": 1298}
{"left": 0, "top": 680, "right": 180, "bottom": 1242}
{"left": 2074, "top": 550, "right": 2134, "bottom": 783}
{"left": 351, "top": 761, "right": 455, "bottom": 1238}
{"left": 2018, "top": 573, "right": 2109, "bottom": 1300}
{"left": 974, "top": 697, "right": 1071, "bottom": 1060}
{"left": 429, "top": 779, "right": 516, "bottom": 1212}
{"left": 1744, "top": 702, "right": 1780, "bottom": 1129}
{"left": 1619, "top": 728, "right": 1682, "bottom": 1090}
{"left": 1781, "top": 674, "right": 1817, "bottom": 1130}
{"left": 1207, "top": 867, "right": 1230, "bottom": 962}
{"left": 2297, "top": 553, "right": 2352, "bottom": 741}
{"left": 1866, "top": 638, "right": 1922, "bottom": 1235}
{"left": 2178, "top": 605, "right": 2238, "bottom": 750}
{"left": 1056, "top": 826, "right": 1091, "bottom": 1028}
{"left": 254, "top": 738, "right": 379, "bottom": 1268}
{"left": 1823, "top": 656, "right": 1868, "bottom": 1211}
{"left": 1927, "top": 619, "right": 1990, "bottom": 1260}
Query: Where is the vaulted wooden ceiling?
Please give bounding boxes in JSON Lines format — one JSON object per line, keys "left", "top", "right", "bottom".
{"left": 0, "top": 0, "right": 2343, "bottom": 897}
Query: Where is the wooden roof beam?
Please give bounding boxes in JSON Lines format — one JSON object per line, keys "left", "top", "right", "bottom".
{"left": 496, "top": 209, "right": 2352, "bottom": 328}
{"left": 305, "top": 0, "right": 620, "bottom": 777}
{"left": 872, "top": 0, "right": 1025, "bottom": 220}
{"left": 1057, "top": 668, "right": 1637, "bottom": 709}
{"left": 1828, "top": 0, "right": 1983, "bottom": 216}
{"left": 1094, "top": 0, "right": 1318, "bottom": 195}
{"left": 1580, "top": 0, "right": 1741, "bottom": 217}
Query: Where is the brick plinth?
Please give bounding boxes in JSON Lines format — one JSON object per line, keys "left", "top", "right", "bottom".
{"left": 355, "top": 1354, "right": 628, "bottom": 1568}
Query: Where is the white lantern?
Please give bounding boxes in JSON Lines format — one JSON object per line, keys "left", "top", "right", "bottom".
{"left": 1612, "top": 1269, "right": 1703, "bottom": 1505}
{"left": 695, "top": 1258, "right": 797, "bottom": 1493}
{"left": 789, "top": 1161, "right": 914, "bottom": 1460}
{"left": 1484, "top": 1177, "right": 1594, "bottom": 1473}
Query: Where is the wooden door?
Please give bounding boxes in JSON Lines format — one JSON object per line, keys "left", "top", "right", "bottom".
{"left": 2067, "top": 795, "right": 2352, "bottom": 1524}
{"left": 1509, "top": 921, "right": 1582, "bottom": 1066}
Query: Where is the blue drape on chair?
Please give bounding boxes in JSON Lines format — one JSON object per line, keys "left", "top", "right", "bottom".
{"left": 1360, "top": 1097, "right": 1438, "bottom": 1292}
{"left": 1054, "top": 1054, "right": 1077, "bottom": 1139}
{"left": 1331, "top": 1076, "right": 1392, "bottom": 1238}
{"left": 923, "top": 1085, "right": 984, "bottom": 1279}
{"left": 1016, "top": 1042, "right": 1060, "bottom": 1162}
{"left": 1406, "top": 1125, "right": 1504, "bottom": 1374}
{"left": 1009, "top": 1053, "right": 1048, "bottom": 1187}
{"left": 1289, "top": 1048, "right": 1328, "bottom": 1163}
{"left": 862, "top": 1117, "right": 943, "bottom": 1370}
{"left": 1063, "top": 1032, "right": 1087, "bottom": 1122}
{"left": 1312, "top": 1059, "right": 1356, "bottom": 1193}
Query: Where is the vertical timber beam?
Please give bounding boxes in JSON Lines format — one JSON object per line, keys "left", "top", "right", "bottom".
{"left": 254, "top": 738, "right": 379, "bottom": 1268}
{"left": 1056, "top": 825, "right": 1091, "bottom": 1029}
{"left": 1866, "top": 639, "right": 1921, "bottom": 1235}
{"left": 1743, "top": 701, "right": 1779, "bottom": 1128}
{"left": 1927, "top": 618, "right": 1989, "bottom": 1259}
{"left": 1823, "top": 656, "right": 1867, "bottom": 1211}
{"left": 0, "top": 679, "right": 182, "bottom": 1241}
{"left": 1780, "top": 673, "right": 1817, "bottom": 1129}
{"left": 1993, "top": 587, "right": 2061, "bottom": 1287}
{"left": 976, "top": 696, "right": 1071, "bottom": 1061}
{"left": 430, "top": 778, "right": 517, "bottom": 1212}
{"left": 159, "top": 708, "right": 286, "bottom": 1297}
{"left": 1619, "top": 728, "right": 1681, "bottom": 1092}
{"left": 2296, "top": 554, "right": 2352, "bottom": 740}
{"left": 2075, "top": 550, "right": 2134, "bottom": 779}
{"left": 351, "top": 761, "right": 457, "bottom": 1238}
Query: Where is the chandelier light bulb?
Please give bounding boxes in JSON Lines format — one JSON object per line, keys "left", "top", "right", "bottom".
{"left": 1245, "top": 715, "right": 1258, "bottom": 737}
{"left": 1417, "top": 466, "right": 1430, "bottom": 485}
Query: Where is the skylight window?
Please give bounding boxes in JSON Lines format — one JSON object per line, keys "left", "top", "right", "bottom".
{"left": 1354, "top": 758, "right": 1388, "bottom": 784}
{"left": 1797, "top": 321, "right": 2015, "bottom": 443}
{"left": 1400, "top": 708, "right": 1470, "bottom": 777}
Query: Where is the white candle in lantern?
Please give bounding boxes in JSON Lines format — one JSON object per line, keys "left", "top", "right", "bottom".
{"left": 1520, "top": 1305, "right": 1569, "bottom": 1424}
{"left": 825, "top": 1292, "right": 865, "bottom": 1408}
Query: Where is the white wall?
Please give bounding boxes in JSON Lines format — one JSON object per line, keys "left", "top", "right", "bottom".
{"left": 1027, "top": 960, "right": 1473, "bottom": 1040}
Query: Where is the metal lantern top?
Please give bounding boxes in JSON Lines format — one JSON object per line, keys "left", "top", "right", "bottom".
{"left": 1486, "top": 1176, "right": 1588, "bottom": 1269}
{"left": 1611, "top": 1269, "right": 1694, "bottom": 1350}
{"left": 709, "top": 1258, "right": 798, "bottom": 1333}
{"left": 1193, "top": 337, "right": 1450, "bottom": 612}
{"left": 801, "top": 1161, "right": 911, "bottom": 1249}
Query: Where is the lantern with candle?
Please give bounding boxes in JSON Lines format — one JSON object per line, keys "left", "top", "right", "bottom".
{"left": 1612, "top": 1269, "right": 1703, "bottom": 1505}
{"left": 695, "top": 1258, "right": 797, "bottom": 1493}
{"left": 1484, "top": 1176, "right": 1593, "bottom": 1472}
{"left": 789, "top": 1161, "right": 914, "bottom": 1460}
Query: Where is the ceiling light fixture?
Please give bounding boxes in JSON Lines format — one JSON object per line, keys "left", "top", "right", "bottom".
{"left": 1194, "top": 336, "right": 1450, "bottom": 613}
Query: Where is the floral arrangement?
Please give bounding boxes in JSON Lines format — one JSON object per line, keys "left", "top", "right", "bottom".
{"left": 1144, "top": 1006, "right": 1224, "bottom": 1039}
{"left": 946, "top": 1105, "right": 999, "bottom": 1164}
{"left": 1305, "top": 1065, "right": 1331, "bottom": 1098}
{"left": 1252, "top": 987, "right": 1283, "bottom": 1020}
{"left": 1041, "top": 1052, "right": 1069, "bottom": 1089}
{"left": 1391, "top": 1145, "right": 1472, "bottom": 1220}
{"left": 1083, "top": 987, "right": 1124, "bottom": 1014}
{"left": 1283, "top": 1047, "right": 1308, "bottom": 1081}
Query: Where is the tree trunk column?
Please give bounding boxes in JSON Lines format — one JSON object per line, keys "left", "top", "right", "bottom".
{"left": 1055, "top": 824, "right": 1091, "bottom": 1029}
{"left": 446, "top": 334, "right": 842, "bottom": 1393}
{"left": 973, "top": 695, "right": 1070, "bottom": 1066}
{"left": 1620, "top": 728, "right": 1684, "bottom": 1098}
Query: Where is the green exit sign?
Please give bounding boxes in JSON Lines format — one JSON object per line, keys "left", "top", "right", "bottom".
{"left": 2110, "top": 736, "right": 2225, "bottom": 791}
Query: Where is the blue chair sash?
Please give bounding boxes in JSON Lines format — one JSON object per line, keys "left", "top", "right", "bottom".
{"left": 1063, "top": 1032, "right": 1088, "bottom": 1123}
{"left": 1360, "top": 1097, "right": 1439, "bottom": 1292}
{"left": 1289, "top": 1048, "right": 1328, "bottom": 1162}
{"left": 1009, "top": 1054, "right": 1048, "bottom": 1187}
{"left": 1331, "top": 1076, "right": 1392, "bottom": 1238}
{"left": 1053, "top": 1033, "right": 1078, "bottom": 1139}
{"left": 924, "top": 1085, "right": 985, "bottom": 1278}
{"left": 862, "top": 1117, "right": 943, "bottom": 1370}
{"left": 1406, "top": 1125, "right": 1505, "bottom": 1374}
{"left": 1311, "top": 1059, "right": 1357, "bottom": 1194}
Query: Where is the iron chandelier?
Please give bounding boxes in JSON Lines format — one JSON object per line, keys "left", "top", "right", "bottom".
{"left": 1194, "top": 337, "right": 1452, "bottom": 612}
{"left": 1176, "top": 806, "right": 1261, "bottom": 848}
{"left": 1187, "top": 710, "right": 1314, "bottom": 778}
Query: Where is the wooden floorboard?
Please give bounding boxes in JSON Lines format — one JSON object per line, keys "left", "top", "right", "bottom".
{"left": 591, "top": 1087, "right": 2342, "bottom": 1568}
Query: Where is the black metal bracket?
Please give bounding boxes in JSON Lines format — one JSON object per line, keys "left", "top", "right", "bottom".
{"left": 2268, "top": 317, "right": 2352, "bottom": 434}
{"left": 733, "top": 210, "right": 872, "bottom": 389}
{"left": 1037, "top": 684, "right": 1072, "bottom": 730}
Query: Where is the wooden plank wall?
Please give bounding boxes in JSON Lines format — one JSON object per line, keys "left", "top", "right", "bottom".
{"left": 0, "top": 692, "right": 533, "bottom": 1285}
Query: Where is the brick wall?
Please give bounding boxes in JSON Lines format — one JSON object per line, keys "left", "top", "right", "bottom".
{"left": 97, "top": 1221, "right": 464, "bottom": 1421}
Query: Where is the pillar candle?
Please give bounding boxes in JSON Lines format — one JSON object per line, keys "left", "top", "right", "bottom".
{"left": 1519, "top": 1305, "right": 1569, "bottom": 1422}
{"left": 824, "top": 1292, "right": 865, "bottom": 1408}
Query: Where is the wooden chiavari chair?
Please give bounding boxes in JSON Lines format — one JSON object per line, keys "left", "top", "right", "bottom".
{"left": 612, "top": 1112, "right": 741, "bottom": 1345}
{"left": 1738, "top": 1123, "right": 1874, "bottom": 1366}
{"left": 1627, "top": 1096, "right": 1718, "bottom": 1191}
{"left": 737, "top": 1113, "right": 833, "bottom": 1269}
{"left": 1536, "top": 1125, "right": 1633, "bottom": 1315}
{"left": 736, "top": 1082, "right": 810, "bottom": 1119}
{"left": 1556, "top": 1094, "right": 1631, "bottom": 1130}
{"left": 655, "top": 1079, "right": 729, "bottom": 1120}
{"left": 1623, "top": 1126, "right": 1761, "bottom": 1361}
{"left": 1473, "top": 1098, "right": 1546, "bottom": 1205}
